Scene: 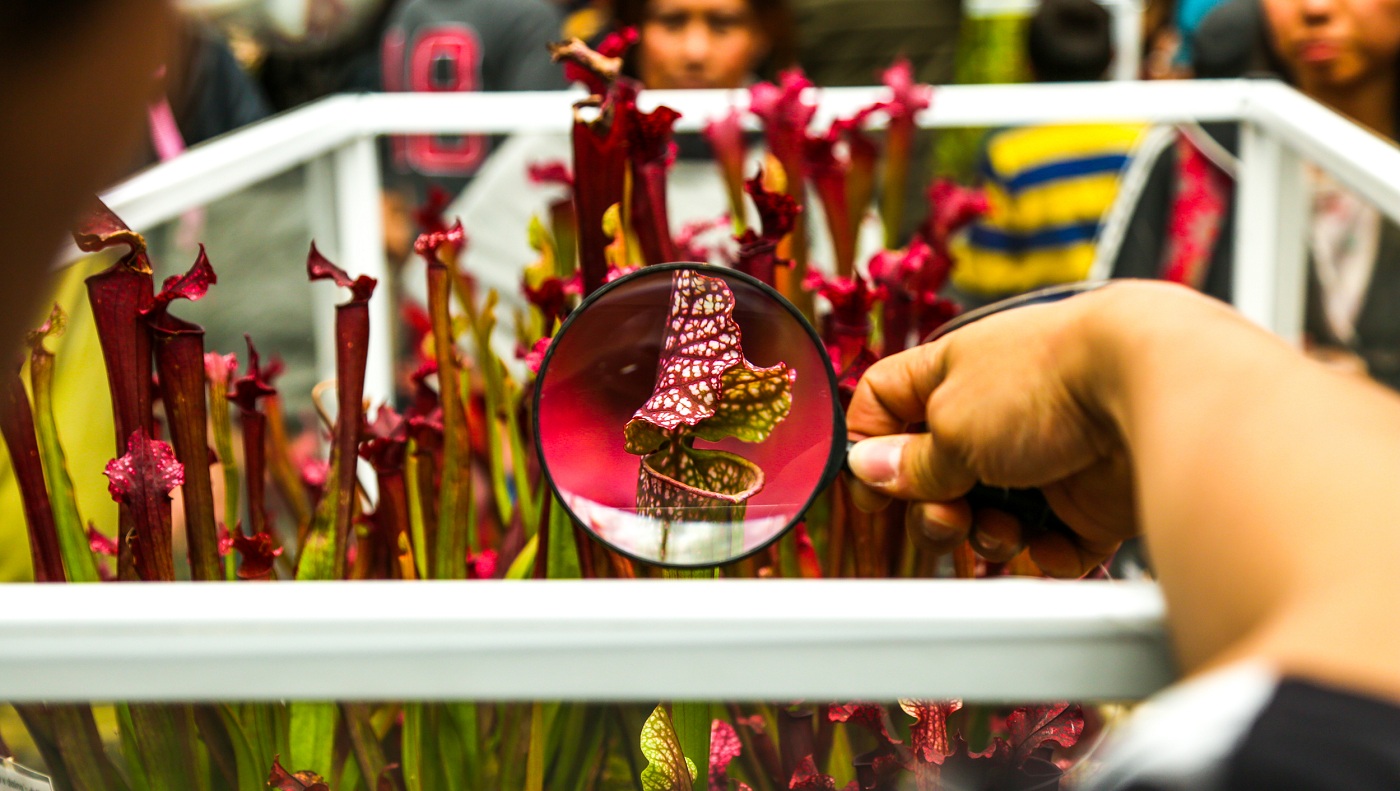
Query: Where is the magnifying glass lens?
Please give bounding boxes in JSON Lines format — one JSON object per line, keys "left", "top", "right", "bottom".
{"left": 534, "top": 265, "right": 843, "bottom": 568}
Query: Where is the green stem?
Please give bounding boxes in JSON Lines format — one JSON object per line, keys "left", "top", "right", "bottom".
{"left": 29, "top": 351, "right": 99, "bottom": 583}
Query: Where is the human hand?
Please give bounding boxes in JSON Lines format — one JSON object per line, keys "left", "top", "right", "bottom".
{"left": 845, "top": 291, "right": 1138, "bottom": 578}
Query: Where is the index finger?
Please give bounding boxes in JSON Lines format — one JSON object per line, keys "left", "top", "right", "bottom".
{"left": 846, "top": 342, "right": 950, "bottom": 440}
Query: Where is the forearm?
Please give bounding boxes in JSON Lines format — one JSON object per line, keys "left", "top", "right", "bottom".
{"left": 1084, "top": 283, "right": 1400, "bottom": 692}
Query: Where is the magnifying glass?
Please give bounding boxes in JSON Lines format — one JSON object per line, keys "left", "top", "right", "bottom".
{"left": 533, "top": 263, "right": 1099, "bottom": 568}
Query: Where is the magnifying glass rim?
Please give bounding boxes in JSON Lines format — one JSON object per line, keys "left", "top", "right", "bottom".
{"left": 532, "top": 262, "right": 848, "bottom": 570}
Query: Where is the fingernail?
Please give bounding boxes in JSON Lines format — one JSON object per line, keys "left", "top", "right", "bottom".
{"left": 973, "top": 531, "right": 1002, "bottom": 554}
{"left": 916, "top": 511, "right": 959, "bottom": 542}
{"left": 848, "top": 436, "right": 906, "bottom": 488}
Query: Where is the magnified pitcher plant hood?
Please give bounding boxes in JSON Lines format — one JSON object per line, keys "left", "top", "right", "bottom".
{"left": 624, "top": 269, "right": 796, "bottom": 528}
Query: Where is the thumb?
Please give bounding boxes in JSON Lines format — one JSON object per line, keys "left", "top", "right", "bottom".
{"left": 847, "top": 434, "right": 976, "bottom": 503}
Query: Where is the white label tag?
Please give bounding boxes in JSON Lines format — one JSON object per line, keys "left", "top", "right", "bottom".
{"left": 0, "top": 758, "right": 53, "bottom": 791}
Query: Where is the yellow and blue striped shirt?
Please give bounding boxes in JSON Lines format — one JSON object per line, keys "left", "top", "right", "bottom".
{"left": 952, "top": 123, "right": 1146, "bottom": 297}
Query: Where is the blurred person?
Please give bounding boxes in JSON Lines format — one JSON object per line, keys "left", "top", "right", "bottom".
{"left": 187, "top": 0, "right": 406, "bottom": 111}
{"left": 612, "top": 0, "right": 796, "bottom": 88}
{"left": 950, "top": 0, "right": 1147, "bottom": 305}
{"left": 378, "top": 0, "right": 567, "bottom": 266}
{"left": 792, "top": 0, "right": 960, "bottom": 243}
{"left": 846, "top": 279, "right": 1400, "bottom": 789}
{"left": 560, "top": 0, "right": 614, "bottom": 41}
{"left": 435, "top": 0, "right": 811, "bottom": 342}
{"left": 153, "top": 17, "right": 270, "bottom": 159}
{"left": 380, "top": 0, "right": 567, "bottom": 204}
{"left": 1099, "top": 0, "right": 1400, "bottom": 390}
{"left": 793, "top": 0, "right": 960, "bottom": 88}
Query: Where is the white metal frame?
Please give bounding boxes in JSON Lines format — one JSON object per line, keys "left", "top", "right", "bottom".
{"left": 15, "top": 79, "right": 1400, "bottom": 703}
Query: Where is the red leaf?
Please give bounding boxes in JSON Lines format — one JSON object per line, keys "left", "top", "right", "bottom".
{"left": 704, "top": 109, "right": 747, "bottom": 216}
{"left": 1004, "top": 704, "right": 1084, "bottom": 766}
{"left": 151, "top": 244, "right": 216, "bottom": 313}
{"left": 920, "top": 179, "right": 988, "bottom": 260}
{"left": 804, "top": 272, "right": 880, "bottom": 373}
{"left": 792, "top": 523, "right": 822, "bottom": 578}
{"left": 72, "top": 196, "right": 152, "bottom": 273}
{"left": 229, "top": 336, "right": 277, "bottom": 413}
{"left": 203, "top": 352, "right": 238, "bottom": 395}
{"left": 528, "top": 160, "right": 574, "bottom": 188}
{"left": 414, "top": 185, "right": 453, "bottom": 234}
{"left": 233, "top": 530, "right": 282, "bottom": 580}
{"left": 749, "top": 70, "right": 816, "bottom": 166}
{"left": 828, "top": 703, "right": 901, "bottom": 745}
{"left": 900, "top": 700, "right": 963, "bottom": 765}
{"left": 675, "top": 215, "right": 729, "bottom": 262}
{"left": 466, "top": 548, "right": 497, "bottom": 580}
{"left": 217, "top": 523, "right": 235, "bottom": 556}
{"left": 360, "top": 405, "right": 408, "bottom": 473}
{"left": 882, "top": 58, "right": 933, "bottom": 123}
{"left": 709, "top": 720, "right": 743, "bottom": 791}
{"left": 524, "top": 277, "right": 569, "bottom": 328}
{"left": 734, "top": 171, "right": 799, "bottom": 287}
{"left": 88, "top": 524, "right": 118, "bottom": 557}
{"left": 267, "top": 756, "right": 331, "bottom": 791}
{"left": 629, "top": 103, "right": 683, "bottom": 265}
{"left": 746, "top": 170, "right": 799, "bottom": 242}
{"left": 551, "top": 29, "right": 636, "bottom": 95}
{"left": 104, "top": 429, "right": 183, "bottom": 503}
{"left": 307, "top": 242, "right": 377, "bottom": 303}
{"left": 788, "top": 756, "right": 836, "bottom": 791}
{"left": 623, "top": 270, "right": 793, "bottom": 454}
{"left": 412, "top": 220, "right": 468, "bottom": 269}
{"left": 518, "top": 336, "right": 552, "bottom": 375}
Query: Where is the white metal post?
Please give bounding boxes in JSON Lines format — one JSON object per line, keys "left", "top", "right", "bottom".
{"left": 1232, "top": 122, "right": 1309, "bottom": 342}
{"left": 304, "top": 154, "right": 341, "bottom": 400}
{"left": 1109, "top": 0, "right": 1143, "bottom": 81}
{"left": 332, "top": 135, "right": 395, "bottom": 410}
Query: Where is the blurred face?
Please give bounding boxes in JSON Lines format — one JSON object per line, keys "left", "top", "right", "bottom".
{"left": 1264, "top": 0, "right": 1400, "bottom": 91}
{"left": 637, "top": 0, "right": 770, "bottom": 90}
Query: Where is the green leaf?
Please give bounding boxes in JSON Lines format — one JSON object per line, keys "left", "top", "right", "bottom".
{"left": 46, "top": 704, "right": 131, "bottom": 791}
{"left": 639, "top": 705, "right": 694, "bottom": 791}
{"left": 504, "top": 533, "right": 538, "bottom": 580}
{"left": 27, "top": 308, "right": 100, "bottom": 583}
{"left": 402, "top": 704, "right": 425, "bottom": 791}
{"left": 445, "top": 703, "right": 482, "bottom": 791}
{"left": 690, "top": 363, "right": 794, "bottom": 445}
{"left": 524, "top": 703, "right": 545, "bottom": 791}
{"left": 124, "top": 704, "right": 204, "bottom": 791}
{"left": 288, "top": 701, "right": 336, "bottom": 779}
{"left": 294, "top": 442, "right": 341, "bottom": 582}
{"left": 116, "top": 703, "right": 152, "bottom": 791}
{"left": 215, "top": 705, "right": 265, "bottom": 791}
{"left": 341, "top": 703, "right": 390, "bottom": 791}
{"left": 545, "top": 496, "right": 580, "bottom": 579}
{"left": 669, "top": 703, "right": 712, "bottom": 791}
{"left": 464, "top": 290, "right": 514, "bottom": 530}
{"left": 405, "top": 445, "right": 429, "bottom": 580}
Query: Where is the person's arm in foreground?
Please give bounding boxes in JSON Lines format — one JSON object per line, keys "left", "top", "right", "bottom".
{"left": 846, "top": 280, "right": 1400, "bottom": 700}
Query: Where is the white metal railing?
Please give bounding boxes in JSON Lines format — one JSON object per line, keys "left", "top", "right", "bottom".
{"left": 17, "top": 79, "right": 1400, "bottom": 703}
{"left": 0, "top": 580, "right": 1169, "bottom": 703}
